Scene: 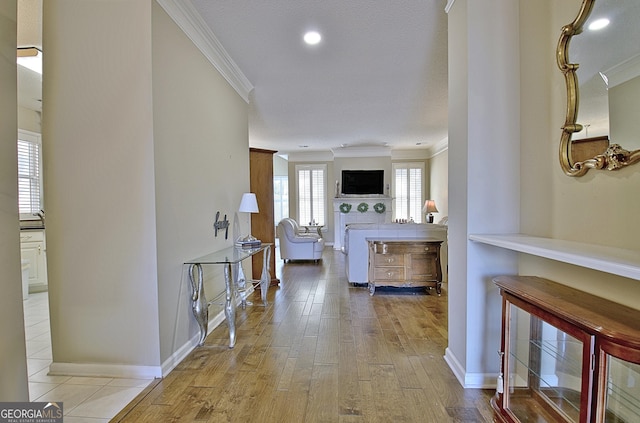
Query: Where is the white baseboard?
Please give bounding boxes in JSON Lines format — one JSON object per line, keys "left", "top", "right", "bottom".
{"left": 443, "top": 347, "right": 497, "bottom": 389}
{"left": 48, "top": 362, "right": 162, "bottom": 379}
{"left": 49, "top": 288, "right": 253, "bottom": 380}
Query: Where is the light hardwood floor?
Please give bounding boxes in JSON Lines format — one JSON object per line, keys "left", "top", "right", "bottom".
{"left": 112, "top": 248, "right": 494, "bottom": 422}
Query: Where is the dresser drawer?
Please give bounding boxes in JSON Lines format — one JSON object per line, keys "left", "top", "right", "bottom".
{"left": 373, "top": 253, "right": 404, "bottom": 266}
{"left": 373, "top": 267, "right": 405, "bottom": 281}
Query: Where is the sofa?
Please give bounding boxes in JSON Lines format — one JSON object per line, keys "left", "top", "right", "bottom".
{"left": 343, "top": 222, "right": 448, "bottom": 284}
{"left": 277, "top": 218, "right": 325, "bottom": 262}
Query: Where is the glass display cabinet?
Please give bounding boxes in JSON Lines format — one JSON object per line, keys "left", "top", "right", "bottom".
{"left": 492, "top": 276, "right": 640, "bottom": 423}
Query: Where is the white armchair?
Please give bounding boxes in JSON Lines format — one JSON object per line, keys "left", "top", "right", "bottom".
{"left": 277, "top": 218, "right": 324, "bottom": 262}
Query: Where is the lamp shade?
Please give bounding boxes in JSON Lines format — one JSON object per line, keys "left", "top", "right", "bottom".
{"left": 423, "top": 200, "right": 438, "bottom": 214}
{"left": 238, "top": 193, "right": 259, "bottom": 213}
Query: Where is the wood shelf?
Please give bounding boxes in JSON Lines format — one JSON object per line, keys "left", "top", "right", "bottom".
{"left": 469, "top": 233, "right": 640, "bottom": 281}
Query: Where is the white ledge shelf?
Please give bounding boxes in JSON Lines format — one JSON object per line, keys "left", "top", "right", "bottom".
{"left": 469, "top": 233, "right": 640, "bottom": 281}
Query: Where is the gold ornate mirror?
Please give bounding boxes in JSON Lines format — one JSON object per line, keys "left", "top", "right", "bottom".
{"left": 557, "top": 0, "right": 640, "bottom": 176}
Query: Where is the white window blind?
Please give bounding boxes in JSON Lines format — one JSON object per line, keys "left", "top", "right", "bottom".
{"left": 296, "top": 165, "right": 326, "bottom": 226}
{"left": 17, "top": 131, "right": 43, "bottom": 215}
{"left": 393, "top": 162, "right": 424, "bottom": 222}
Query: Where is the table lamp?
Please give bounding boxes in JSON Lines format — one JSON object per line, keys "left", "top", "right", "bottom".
{"left": 423, "top": 200, "right": 438, "bottom": 223}
{"left": 237, "top": 193, "right": 260, "bottom": 244}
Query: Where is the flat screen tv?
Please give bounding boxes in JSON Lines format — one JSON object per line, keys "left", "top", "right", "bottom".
{"left": 341, "top": 170, "right": 384, "bottom": 195}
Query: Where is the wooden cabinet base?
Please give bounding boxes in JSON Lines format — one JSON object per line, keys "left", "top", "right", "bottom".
{"left": 367, "top": 240, "right": 442, "bottom": 296}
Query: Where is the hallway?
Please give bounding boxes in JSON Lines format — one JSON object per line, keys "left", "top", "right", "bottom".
{"left": 113, "top": 248, "right": 494, "bottom": 422}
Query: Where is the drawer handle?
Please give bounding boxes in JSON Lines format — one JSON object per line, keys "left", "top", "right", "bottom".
{"left": 424, "top": 247, "right": 431, "bottom": 251}
{"left": 386, "top": 258, "right": 394, "bottom": 263}
{"left": 387, "top": 272, "right": 393, "bottom": 277}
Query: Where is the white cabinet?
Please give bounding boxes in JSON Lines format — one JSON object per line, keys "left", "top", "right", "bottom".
{"left": 20, "top": 230, "right": 48, "bottom": 293}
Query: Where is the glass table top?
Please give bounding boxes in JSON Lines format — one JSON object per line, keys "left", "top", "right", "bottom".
{"left": 185, "top": 243, "right": 271, "bottom": 265}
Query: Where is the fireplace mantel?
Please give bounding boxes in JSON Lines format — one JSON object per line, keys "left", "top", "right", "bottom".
{"left": 333, "top": 196, "right": 392, "bottom": 250}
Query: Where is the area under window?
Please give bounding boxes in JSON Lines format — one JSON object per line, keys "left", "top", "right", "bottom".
{"left": 392, "top": 162, "right": 424, "bottom": 222}
{"left": 296, "top": 164, "right": 326, "bottom": 226}
{"left": 17, "top": 130, "right": 43, "bottom": 217}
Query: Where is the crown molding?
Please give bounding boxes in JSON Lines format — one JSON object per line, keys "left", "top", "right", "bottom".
{"left": 390, "top": 149, "right": 430, "bottom": 160}
{"left": 156, "top": 0, "right": 253, "bottom": 103}
{"left": 287, "top": 150, "right": 335, "bottom": 162}
{"left": 331, "top": 146, "right": 391, "bottom": 158}
{"left": 428, "top": 137, "right": 449, "bottom": 158}
{"left": 602, "top": 53, "right": 640, "bottom": 89}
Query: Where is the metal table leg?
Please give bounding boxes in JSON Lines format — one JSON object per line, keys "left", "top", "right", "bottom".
{"left": 224, "top": 262, "right": 237, "bottom": 348}
{"left": 189, "top": 263, "right": 208, "bottom": 346}
{"left": 260, "top": 245, "right": 271, "bottom": 306}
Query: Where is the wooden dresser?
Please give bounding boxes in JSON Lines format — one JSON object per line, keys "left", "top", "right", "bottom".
{"left": 367, "top": 239, "right": 442, "bottom": 296}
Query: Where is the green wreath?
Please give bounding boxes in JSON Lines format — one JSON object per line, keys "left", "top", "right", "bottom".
{"left": 339, "top": 203, "right": 352, "bottom": 213}
{"left": 357, "top": 202, "right": 369, "bottom": 213}
{"left": 373, "top": 203, "right": 386, "bottom": 214}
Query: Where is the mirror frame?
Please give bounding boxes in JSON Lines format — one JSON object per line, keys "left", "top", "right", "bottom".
{"left": 557, "top": 0, "right": 640, "bottom": 176}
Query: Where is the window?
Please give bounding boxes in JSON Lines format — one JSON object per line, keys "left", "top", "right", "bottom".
{"left": 296, "top": 164, "right": 326, "bottom": 226}
{"left": 392, "top": 162, "right": 424, "bottom": 222}
{"left": 273, "top": 175, "right": 289, "bottom": 225}
{"left": 17, "top": 130, "right": 43, "bottom": 217}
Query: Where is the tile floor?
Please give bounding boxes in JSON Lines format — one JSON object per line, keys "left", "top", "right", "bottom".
{"left": 23, "top": 291, "right": 153, "bottom": 422}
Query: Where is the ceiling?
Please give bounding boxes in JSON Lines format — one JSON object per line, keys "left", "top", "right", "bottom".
{"left": 190, "top": 0, "right": 449, "bottom": 155}
{"left": 17, "top": 0, "right": 449, "bottom": 155}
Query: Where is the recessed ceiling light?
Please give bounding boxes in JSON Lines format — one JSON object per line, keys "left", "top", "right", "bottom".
{"left": 303, "top": 31, "right": 322, "bottom": 45}
{"left": 588, "top": 18, "right": 609, "bottom": 31}
{"left": 299, "top": 145, "right": 309, "bottom": 148}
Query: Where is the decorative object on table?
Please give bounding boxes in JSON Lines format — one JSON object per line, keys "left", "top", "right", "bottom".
{"left": 213, "top": 211, "right": 230, "bottom": 239}
{"left": 423, "top": 199, "right": 438, "bottom": 223}
{"left": 357, "top": 202, "right": 369, "bottom": 213}
{"left": 373, "top": 202, "right": 386, "bottom": 214}
{"left": 339, "top": 203, "right": 352, "bottom": 213}
{"left": 236, "top": 192, "right": 261, "bottom": 247}
{"left": 335, "top": 180, "right": 340, "bottom": 197}
{"left": 235, "top": 240, "right": 262, "bottom": 249}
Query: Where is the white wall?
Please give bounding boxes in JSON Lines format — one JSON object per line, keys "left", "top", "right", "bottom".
{"left": 43, "top": 0, "right": 161, "bottom": 376}
{"left": 17, "top": 106, "right": 40, "bottom": 134}
{"left": 428, "top": 149, "right": 448, "bottom": 221}
{"left": 445, "top": 0, "right": 640, "bottom": 389}
{"left": 151, "top": 1, "right": 250, "bottom": 365}
{"left": 520, "top": 0, "right": 640, "bottom": 308}
{"left": 0, "top": 0, "right": 30, "bottom": 401}
{"left": 39, "top": 0, "right": 252, "bottom": 377}
{"left": 609, "top": 75, "right": 640, "bottom": 155}
{"left": 446, "top": 0, "right": 520, "bottom": 388}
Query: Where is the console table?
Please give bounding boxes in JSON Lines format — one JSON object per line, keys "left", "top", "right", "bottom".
{"left": 185, "top": 244, "right": 272, "bottom": 348}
